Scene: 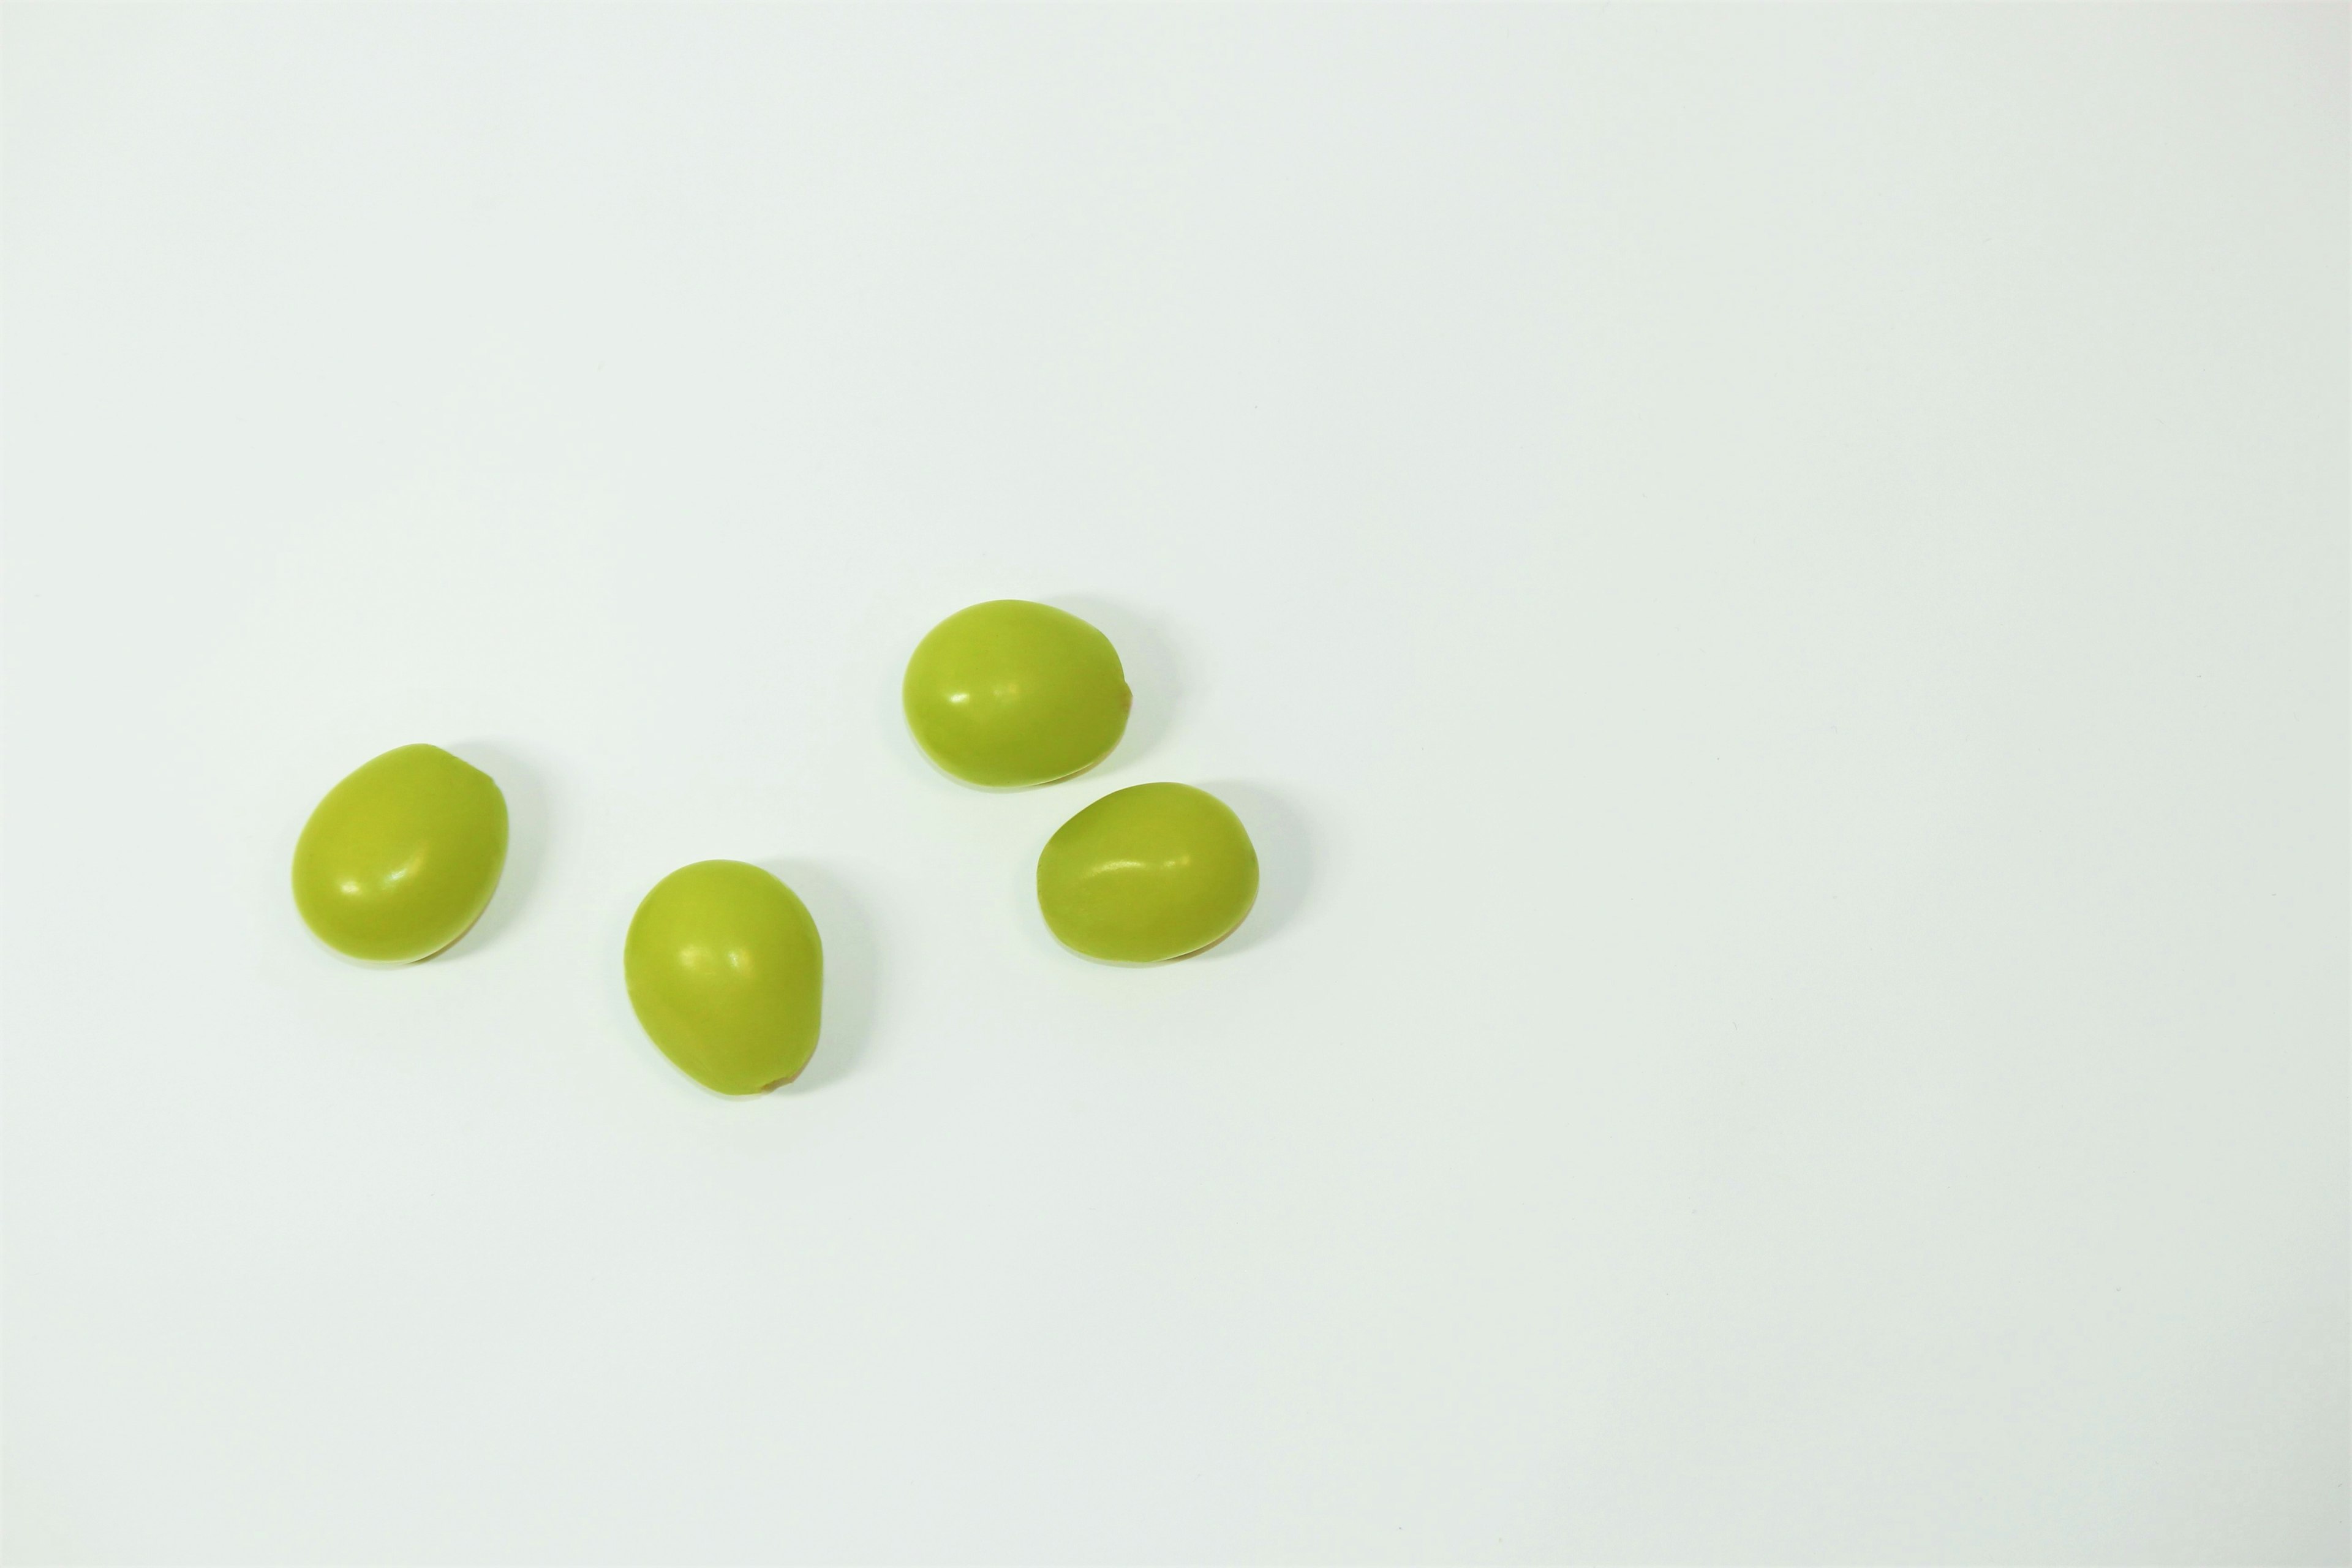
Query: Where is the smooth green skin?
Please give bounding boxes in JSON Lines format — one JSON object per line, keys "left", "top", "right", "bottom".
{"left": 292, "top": 744, "right": 508, "bottom": 963}
{"left": 903, "top": 600, "right": 1130, "bottom": 788}
{"left": 625, "top": 861, "right": 824, "bottom": 1096}
{"left": 1037, "top": 783, "right": 1259, "bottom": 963}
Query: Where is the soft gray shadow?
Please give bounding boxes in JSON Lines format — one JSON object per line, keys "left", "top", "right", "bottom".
{"left": 439, "top": 740, "right": 549, "bottom": 960}
{"left": 761, "top": 859, "right": 877, "bottom": 1093}
{"left": 1051, "top": 595, "right": 1180, "bottom": 768}
{"left": 1195, "top": 782, "right": 1313, "bottom": 959}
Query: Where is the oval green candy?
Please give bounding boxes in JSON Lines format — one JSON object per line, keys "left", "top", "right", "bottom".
{"left": 1036, "top": 783, "right": 1259, "bottom": 963}
{"left": 902, "top": 600, "right": 1130, "bottom": 788}
{"left": 292, "top": 743, "right": 508, "bottom": 963}
{"left": 624, "top": 860, "right": 823, "bottom": 1095}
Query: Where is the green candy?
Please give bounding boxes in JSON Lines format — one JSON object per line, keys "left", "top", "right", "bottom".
{"left": 292, "top": 744, "right": 508, "bottom": 963}
{"left": 902, "top": 600, "right": 1130, "bottom": 788}
{"left": 1037, "top": 783, "right": 1259, "bottom": 963}
{"left": 624, "top": 860, "right": 823, "bottom": 1095}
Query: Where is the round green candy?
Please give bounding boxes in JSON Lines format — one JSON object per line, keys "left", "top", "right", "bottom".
{"left": 1036, "top": 783, "right": 1259, "bottom": 963}
{"left": 902, "top": 600, "right": 1130, "bottom": 788}
{"left": 624, "top": 860, "right": 823, "bottom": 1095}
{"left": 292, "top": 743, "right": 508, "bottom": 963}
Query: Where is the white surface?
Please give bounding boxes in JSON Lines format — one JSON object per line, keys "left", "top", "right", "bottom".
{"left": 3, "top": 6, "right": 2345, "bottom": 1563}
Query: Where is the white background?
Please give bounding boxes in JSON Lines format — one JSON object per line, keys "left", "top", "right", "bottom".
{"left": 3, "top": 6, "right": 2345, "bottom": 1563}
